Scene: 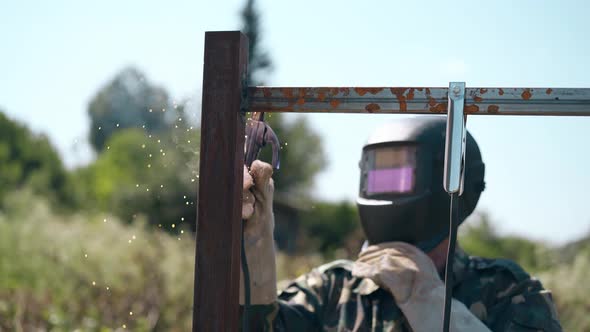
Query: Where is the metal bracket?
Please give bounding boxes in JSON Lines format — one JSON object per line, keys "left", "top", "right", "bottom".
{"left": 444, "top": 82, "right": 467, "bottom": 195}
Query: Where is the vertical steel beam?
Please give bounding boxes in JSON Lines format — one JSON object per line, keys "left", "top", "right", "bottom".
{"left": 193, "top": 31, "right": 248, "bottom": 332}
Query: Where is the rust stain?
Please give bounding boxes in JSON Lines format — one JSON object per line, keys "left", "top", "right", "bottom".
{"left": 479, "top": 88, "right": 488, "bottom": 94}
{"left": 407, "top": 88, "right": 415, "bottom": 100}
{"left": 428, "top": 96, "right": 437, "bottom": 107}
{"left": 465, "top": 104, "right": 480, "bottom": 113}
{"left": 546, "top": 88, "right": 553, "bottom": 95}
{"left": 280, "top": 88, "right": 294, "bottom": 99}
{"left": 329, "top": 88, "right": 339, "bottom": 97}
{"left": 498, "top": 88, "right": 504, "bottom": 96}
{"left": 521, "top": 89, "right": 532, "bottom": 100}
{"left": 487, "top": 105, "right": 499, "bottom": 113}
{"left": 298, "top": 88, "right": 307, "bottom": 98}
{"left": 317, "top": 89, "right": 327, "bottom": 102}
{"left": 330, "top": 99, "right": 341, "bottom": 108}
{"left": 354, "top": 87, "right": 383, "bottom": 96}
{"left": 425, "top": 88, "right": 431, "bottom": 95}
{"left": 340, "top": 88, "right": 351, "bottom": 96}
{"left": 296, "top": 98, "right": 305, "bottom": 105}
{"left": 417, "top": 88, "right": 424, "bottom": 92}
{"left": 473, "top": 96, "right": 483, "bottom": 103}
{"left": 390, "top": 88, "right": 409, "bottom": 111}
{"left": 365, "top": 103, "right": 381, "bottom": 113}
{"left": 262, "top": 88, "right": 272, "bottom": 98}
{"left": 429, "top": 103, "right": 447, "bottom": 113}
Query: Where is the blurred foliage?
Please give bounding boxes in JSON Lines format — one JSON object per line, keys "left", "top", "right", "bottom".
{"left": 1, "top": 191, "right": 588, "bottom": 331}
{"left": 0, "top": 190, "right": 194, "bottom": 331}
{"left": 88, "top": 67, "right": 182, "bottom": 152}
{"left": 76, "top": 65, "right": 200, "bottom": 232}
{"left": 241, "top": 0, "right": 272, "bottom": 86}
{"left": 459, "top": 212, "right": 552, "bottom": 272}
{"left": 74, "top": 125, "right": 199, "bottom": 232}
{"left": 240, "top": 0, "right": 327, "bottom": 197}
{"left": 299, "top": 201, "right": 364, "bottom": 258}
{"left": 259, "top": 113, "right": 326, "bottom": 199}
{"left": 0, "top": 111, "right": 74, "bottom": 209}
{"left": 540, "top": 251, "right": 590, "bottom": 331}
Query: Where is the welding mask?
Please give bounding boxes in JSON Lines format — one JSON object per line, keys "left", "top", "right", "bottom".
{"left": 357, "top": 116, "right": 485, "bottom": 252}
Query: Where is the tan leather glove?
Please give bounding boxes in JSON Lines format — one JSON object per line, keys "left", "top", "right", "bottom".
{"left": 352, "top": 242, "right": 491, "bottom": 332}
{"left": 240, "top": 160, "right": 277, "bottom": 304}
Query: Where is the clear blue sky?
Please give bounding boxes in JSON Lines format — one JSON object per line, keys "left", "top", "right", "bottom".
{"left": 1, "top": 0, "right": 589, "bottom": 244}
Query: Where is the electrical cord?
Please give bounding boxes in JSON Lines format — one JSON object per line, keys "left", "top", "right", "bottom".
{"left": 442, "top": 192, "right": 459, "bottom": 332}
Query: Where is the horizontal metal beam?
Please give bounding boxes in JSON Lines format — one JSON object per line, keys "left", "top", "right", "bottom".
{"left": 249, "top": 87, "right": 590, "bottom": 116}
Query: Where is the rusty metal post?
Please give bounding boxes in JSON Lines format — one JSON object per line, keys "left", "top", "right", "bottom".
{"left": 193, "top": 31, "right": 248, "bottom": 332}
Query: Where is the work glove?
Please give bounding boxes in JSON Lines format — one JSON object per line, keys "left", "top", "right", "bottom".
{"left": 240, "top": 160, "right": 277, "bottom": 304}
{"left": 352, "top": 242, "right": 491, "bottom": 332}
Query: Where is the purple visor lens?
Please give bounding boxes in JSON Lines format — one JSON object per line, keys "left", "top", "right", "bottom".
{"left": 367, "top": 166, "right": 414, "bottom": 194}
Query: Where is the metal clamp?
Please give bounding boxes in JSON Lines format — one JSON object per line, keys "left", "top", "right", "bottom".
{"left": 443, "top": 82, "right": 467, "bottom": 195}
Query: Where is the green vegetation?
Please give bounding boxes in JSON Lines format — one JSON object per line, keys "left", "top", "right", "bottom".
{"left": 2, "top": 192, "right": 588, "bottom": 331}
{"left": 87, "top": 67, "right": 181, "bottom": 153}
{"left": 459, "top": 212, "right": 553, "bottom": 273}
{"left": 0, "top": 111, "right": 74, "bottom": 208}
{"left": 0, "top": 190, "right": 194, "bottom": 331}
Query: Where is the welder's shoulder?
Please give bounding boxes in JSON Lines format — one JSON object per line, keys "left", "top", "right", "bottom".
{"left": 315, "top": 259, "right": 355, "bottom": 275}
{"left": 469, "top": 255, "right": 531, "bottom": 283}
{"left": 466, "top": 255, "right": 542, "bottom": 301}
{"left": 281, "top": 259, "right": 354, "bottom": 294}
{"left": 465, "top": 255, "right": 563, "bottom": 331}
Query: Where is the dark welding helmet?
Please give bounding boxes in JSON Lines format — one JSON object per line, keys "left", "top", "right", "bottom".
{"left": 357, "top": 116, "right": 485, "bottom": 252}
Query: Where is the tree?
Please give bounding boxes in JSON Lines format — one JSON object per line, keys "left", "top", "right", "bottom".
{"left": 300, "top": 201, "right": 362, "bottom": 257}
{"left": 87, "top": 67, "right": 179, "bottom": 152}
{"left": 240, "top": 0, "right": 326, "bottom": 198}
{"left": 240, "top": 0, "right": 331, "bottom": 254}
{"left": 459, "top": 212, "right": 549, "bottom": 272}
{"left": 259, "top": 114, "right": 326, "bottom": 198}
{"left": 75, "top": 126, "right": 199, "bottom": 231}
{"left": 0, "top": 110, "right": 73, "bottom": 207}
{"left": 241, "top": 0, "right": 273, "bottom": 86}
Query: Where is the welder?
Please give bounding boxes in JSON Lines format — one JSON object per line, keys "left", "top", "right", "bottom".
{"left": 240, "top": 116, "right": 562, "bottom": 331}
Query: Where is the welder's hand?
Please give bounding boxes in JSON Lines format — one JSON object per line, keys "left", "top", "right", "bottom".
{"left": 352, "top": 241, "right": 441, "bottom": 304}
{"left": 352, "top": 242, "right": 491, "bottom": 331}
{"left": 240, "top": 160, "right": 277, "bottom": 305}
{"left": 242, "top": 160, "right": 275, "bottom": 240}
{"left": 242, "top": 164, "right": 255, "bottom": 220}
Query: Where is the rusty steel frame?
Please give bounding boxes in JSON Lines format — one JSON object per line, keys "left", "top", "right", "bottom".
{"left": 194, "top": 30, "right": 590, "bottom": 331}
{"left": 249, "top": 86, "right": 590, "bottom": 116}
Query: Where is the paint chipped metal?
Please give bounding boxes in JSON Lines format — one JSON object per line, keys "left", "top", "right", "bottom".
{"left": 249, "top": 87, "right": 590, "bottom": 116}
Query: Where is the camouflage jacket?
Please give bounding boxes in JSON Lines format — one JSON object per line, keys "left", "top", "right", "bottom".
{"left": 241, "top": 248, "right": 562, "bottom": 331}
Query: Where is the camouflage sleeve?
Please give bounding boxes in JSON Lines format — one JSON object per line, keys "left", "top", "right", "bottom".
{"left": 483, "top": 260, "right": 563, "bottom": 332}
{"left": 240, "top": 260, "right": 352, "bottom": 331}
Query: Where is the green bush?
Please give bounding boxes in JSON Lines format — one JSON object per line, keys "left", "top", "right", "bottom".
{"left": 73, "top": 128, "right": 199, "bottom": 232}
{"left": 459, "top": 212, "right": 551, "bottom": 272}
{"left": 0, "top": 111, "right": 73, "bottom": 209}
{"left": 299, "top": 201, "right": 363, "bottom": 258}
{"left": 540, "top": 252, "right": 590, "bottom": 331}
{"left": 0, "top": 191, "right": 194, "bottom": 331}
{"left": 2, "top": 191, "right": 587, "bottom": 331}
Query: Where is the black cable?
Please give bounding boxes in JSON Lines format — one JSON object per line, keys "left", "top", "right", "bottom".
{"left": 443, "top": 193, "right": 459, "bottom": 332}
{"left": 241, "top": 221, "right": 251, "bottom": 332}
